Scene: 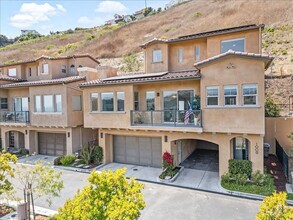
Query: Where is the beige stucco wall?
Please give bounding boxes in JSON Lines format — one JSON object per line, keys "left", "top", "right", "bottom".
{"left": 200, "top": 57, "right": 265, "bottom": 134}
{"left": 265, "top": 117, "right": 293, "bottom": 155}
{"left": 145, "top": 43, "right": 169, "bottom": 73}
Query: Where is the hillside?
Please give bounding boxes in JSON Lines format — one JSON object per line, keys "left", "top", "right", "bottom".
{"left": 0, "top": 0, "right": 292, "bottom": 105}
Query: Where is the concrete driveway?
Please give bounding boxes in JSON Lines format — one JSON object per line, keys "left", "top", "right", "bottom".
{"left": 18, "top": 154, "right": 57, "bottom": 165}
{"left": 97, "top": 163, "right": 222, "bottom": 192}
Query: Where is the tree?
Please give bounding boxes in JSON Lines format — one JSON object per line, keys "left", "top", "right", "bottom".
{"left": 120, "top": 53, "right": 142, "bottom": 73}
{"left": 0, "top": 153, "right": 17, "bottom": 196}
{"left": 265, "top": 94, "right": 280, "bottom": 117}
{"left": 256, "top": 192, "right": 293, "bottom": 219}
{"left": 55, "top": 168, "right": 146, "bottom": 220}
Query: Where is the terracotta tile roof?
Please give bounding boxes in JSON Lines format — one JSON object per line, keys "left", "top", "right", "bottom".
{"left": 80, "top": 70, "right": 200, "bottom": 87}
{"left": 0, "top": 76, "right": 86, "bottom": 88}
{"left": 141, "top": 24, "right": 264, "bottom": 47}
{"left": 0, "top": 75, "right": 25, "bottom": 82}
{"left": 194, "top": 50, "right": 274, "bottom": 70}
{"left": 0, "top": 54, "right": 100, "bottom": 67}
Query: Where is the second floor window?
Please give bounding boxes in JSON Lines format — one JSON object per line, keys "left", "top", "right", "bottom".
{"left": 221, "top": 38, "right": 245, "bottom": 53}
{"left": 146, "top": 91, "right": 155, "bottom": 111}
{"left": 70, "top": 65, "right": 75, "bottom": 74}
{"left": 28, "top": 67, "right": 32, "bottom": 77}
{"left": 224, "top": 85, "right": 237, "bottom": 106}
{"left": 35, "top": 95, "right": 42, "bottom": 112}
{"left": 195, "top": 45, "right": 200, "bottom": 61}
{"left": 8, "top": 68, "right": 16, "bottom": 77}
{"left": 72, "top": 95, "right": 82, "bottom": 111}
{"left": 117, "top": 92, "right": 125, "bottom": 111}
{"left": 42, "top": 63, "right": 49, "bottom": 74}
{"left": 242, "top": 84, "right": 257, "bottom": 106}
{"left": 206, "top": 86, "right": 219, "bottom": 106}
{"left": 43, "top": 95, "right": 53, "bottom": 112}
{"left": 0, "top": 98, "right": 8, "bottom": 109}
{"left": 134, "top": 92, "right": 139, "bottom": 111}
{"left": 152, "top": 50, "right": 162, "bottom": 63}
{"left": 61, "top": 65, "right": 66, "bottom": 73}
{"left": 101, "top": 92, "right": 114, "bottom": 111}
{"left": 55, "top": 95, "right": 62, "bottom": 112}
{"left": 178, "top": 48, "right": 183, "bottom": 63}
{"left": 91, "top": 93, "right": 98, "bottom": 112}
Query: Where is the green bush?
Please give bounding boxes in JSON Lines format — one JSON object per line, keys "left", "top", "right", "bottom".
{"left": 265, "top": 94, "right": 280, "bottom": 117}
{"left": 60, "top": 155, "right": 76, "bottom": 166}
{"left": 234, "top": 173, "right": 248, "bottom": 185}
{"left": 45, "top": 44, "right": 55, "bottom": 50}
{"left": 228, "top": 159, "right": 252, "bottom": 177}
{"left": 79, "top": 145, "right": 103, "bottom": 165}
{"left": 251, "top": 170, "right": 265, "bottom": 186}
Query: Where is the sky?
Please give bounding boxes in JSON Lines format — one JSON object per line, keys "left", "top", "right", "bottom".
{"left": 0, "top": 0, "right": 170, "bottom": 38}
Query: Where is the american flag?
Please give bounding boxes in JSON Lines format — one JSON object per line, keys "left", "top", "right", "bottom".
{"left": 184, "top": 101, "right": 193, "bottom": 124}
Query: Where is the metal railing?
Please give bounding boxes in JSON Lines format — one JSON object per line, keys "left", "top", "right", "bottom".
{"left": 130, "top": 110, "right": 202, "bottom": 127}
{"left": 0, "top": 111, "right": 30, "bottom": 123}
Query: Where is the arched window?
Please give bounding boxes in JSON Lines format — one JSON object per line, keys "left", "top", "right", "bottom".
{"left": 70, "top": 65, "right": 75, "bottom": 74}
{"left": 232, "top": 137, "right": 249, "bottom": 160}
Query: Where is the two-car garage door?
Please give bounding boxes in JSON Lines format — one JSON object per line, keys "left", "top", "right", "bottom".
{"left": 113, "top": 136, "right": 162, "bottom": 168}
{"left": 38, "top": 132, "right": 66, "bottom": 156}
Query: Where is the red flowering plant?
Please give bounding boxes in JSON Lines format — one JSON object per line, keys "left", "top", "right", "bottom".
{"left": 162, "top": 151, "right": 174, "bottom": 177}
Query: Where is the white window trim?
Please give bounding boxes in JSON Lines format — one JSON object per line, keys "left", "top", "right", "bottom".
{"left": 34, "top": 95, "right": 42, "bottom": 112}
{"left": 224, "top": 85, "right": 238, "bottom": 107}
{"left": 152, "top": 49, "right": 162, "bottom": 63}
{"left": 178, "top": 48, "right": 183, "bottom": 63}
{"left": 42, "top": 63, "right": 49, "bottom": 75}
{"left": 242, "top": 84, "right": 258, "bottom": 106}
{"left": 221, "top": 37, "right": 246, "bottom": 53}
{"left": 206, "top": 86, "right": 219, "bottom": 106}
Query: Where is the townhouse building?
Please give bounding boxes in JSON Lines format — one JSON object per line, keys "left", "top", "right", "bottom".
{"left": 80, "top": 24, "right": 273, "bottom": 176}
{"left": 0, "top": 54, "right": 108, "bottom": 156}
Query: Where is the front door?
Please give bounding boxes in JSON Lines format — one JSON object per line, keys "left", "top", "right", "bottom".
{"left": 9, "top": 131, "right": 15, "bottom": 148}
{"left": 178, "top": 141, "right": 182, "bottom": 164}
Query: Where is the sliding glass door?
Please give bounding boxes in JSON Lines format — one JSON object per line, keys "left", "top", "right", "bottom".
{"left": 14, "top": 97, "right": 29, "bottom": 111}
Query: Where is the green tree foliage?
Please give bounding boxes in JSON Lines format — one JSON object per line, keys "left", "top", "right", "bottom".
{"left": 0, "top": 153, "right": 17, "bottom": 195}
{"left": 256, "top": 192, "right": 293, "bottom": 219}
{"left": 55, "top": 168, "right": 146, "bottom": 220}
{"left": 120, "top": 53, "right": 141, "bottom": 73}
{"left": 0, "top": 34, "right": 14, "bottom": 47}
{"left": 144, "top": 7, "right": 154, "bottom": 16}
{"left": 265, "top": 94, "right": 280, "bottom": 117}
{"left": 15, "top": 32, "right": 41, "bottom": 42}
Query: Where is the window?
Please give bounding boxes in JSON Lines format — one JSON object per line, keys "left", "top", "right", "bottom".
{"left": 55, "top": 95, "right": 62, "bottom": 112}
{"left": 72, "top": 95, "right": 82, "bottom": 111}
{"left": 224, "top": 85, "right": 237, "bottom": 106}
{"left": 134, "top": 92, "right": 139, "bottom": 111}
{"left": 195, "top": 45, "right": 200, "bottom": 61}
{"left": 0, "top": 98, "right": 8, "bottom": 109}
{"left": 221, "top": 38, "right": 245, "bottom": 53}
{"left": 242, "top": 84, "right": 257, "bottom": 106}
{"left": 8, "top": 68, "right": 16, "bottom": 76}
{"left": 70, "top": 65, "right": 75, "bottom": 74}
{"left": 61, "top": 65, "right": 66, "bottom": 74}
{"left": 101, "top": 93, "right": 114, "bottom": 111}
{"left": 117, "top": 92, "right": 125, "bottom": 111}
{"left": 90, "top": 93, "right": 98, "bottom": 112}
{"left": 14, "top": 97, "right": 28, "bottom": 111}
{"left": 43, "top": 95, "right": 53, "bottom": 112}
{"left": 178, "top": 48, "right": 183, "bottom": 63}
{"left": 28, "top": 67, "right": 32, "bottom": 77}
{"left": 42, "top": 63, "right": 49, "bottom": 74}
{"left": 37, "top": 66, "right": 40, "bottom": 76}
{"left": 146, "top": 91, "right": 155, "bottom": 111}
{"left": 152, "top": 50, "right": 162, "bottom": 63}
{"left": 35, "top": 95, "right": 41, "bottom": 112}
{"left": 206, "top": 87, "right": 219, "bottom": 106}
{"left": 233, "top": 137, "right": 249, "bottom": 160}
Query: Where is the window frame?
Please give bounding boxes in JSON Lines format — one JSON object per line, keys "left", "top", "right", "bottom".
{"left": 28, "top": 67, "right": 32, "bottom": 77}
{"left": 101, "top": 92, "right": 114, "bottom": 112}
{"left": 116, "top": 92, "right": 125, "bottom": 112}
{"left": 178, "top": 48, "right": 183, "bottom": 63}
{"left": 242, "top": 84, "right": 258, "bottom": 106}
{"left": 233, "top": 137, "right": 249, "bottom": 160}
{"left": 90, "top": 93, "right": 99, "bottom": 112}
{"left": 152, "top": 49, "right": 162, "bottom": 63}
{"left": 8, "top": 68, "right": 17, "bottom": 77}
{"left": 70, "top": 65, "right": 75, "bottom": 74}
{"left": 195, "top": 45, "right": 200, "bottom": 61}
{"left": 55, "top": 94, "right": 62, "bottom": 112}
{"left": 0, "top": 98, "right": 8, "bottom": 109}
{"left": 61, "top": 65, "right": 66, "bottom": 74}
{"left": 134, "top": 91, "right": 139, "bottom": 111}
{"left": 34, "top": 95, "right": 42, "bottom": 112}
{"left": 43, "top": 95, "right": 54, "bottom": 112}
{"left": 42, "top": 63, "right": 49, "bottom": 74}
{"left": 206, "top": 86, "right": 219, "bottom": 106}
{"left": 224, "top": 85, "right": 238, "bottom": 106}
{"left": 221, "top": 37, "right": 245, "bottom": 53}
{"left": 146, "top": 91, "right": 155, "bottom": 111}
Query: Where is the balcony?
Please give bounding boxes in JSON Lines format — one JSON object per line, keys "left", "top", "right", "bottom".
{"left": 130, "top": 110, "right": 202, "bottom": 127}
{"left": 0, "top": 111, "right": 30, "bottom": 124}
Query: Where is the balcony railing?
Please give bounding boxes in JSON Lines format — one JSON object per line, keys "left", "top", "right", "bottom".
{"left": 0, "top": 111, "right": 30, "bottom": 123}
{"left": 130, "top": 110, "right": 202, "bottom": 127}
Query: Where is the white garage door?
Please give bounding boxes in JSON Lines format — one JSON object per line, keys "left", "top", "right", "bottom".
{"left": 113, "top": 136, "right": 162, "bottom": 168}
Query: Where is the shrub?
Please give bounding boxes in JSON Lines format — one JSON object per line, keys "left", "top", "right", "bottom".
{"left": 265, "top": 94, "right": 280, "bottom": 117}
{"left": 79, "top": 145, "right": 103, "bottom": 165}
{"left": 60, "top": 155, "right": 76, "bottom": 166}
{"left": 234, "top": 173, "right": 248, "bottom": 185}
{"left": 45, "top": 44, "right": 55, "bottom": 50}
{"left": 280, "top": 49, "right": 288, "bottom": 55}
{"left": 256, "top": 192, "right": 293, "bottom": 219}
{"left": 162, "top": 152, "right": 174, "bottom": 177}
{"left": 194, "top": 12, "right": 202, "bottom": 17}
{"left": 221, "top": 173, "right": 234, "bottom": 183}
{"left": 85, "top": 33, "right": 95, "bottom": 41}
{"left": 251, "top": 170, "right": 265, "bottom": 186}
{"left": 228, "top": 159, "right": 252, "bottom": 177}
{"left": 120, "top": 53, "right": 141, "bottom": 73}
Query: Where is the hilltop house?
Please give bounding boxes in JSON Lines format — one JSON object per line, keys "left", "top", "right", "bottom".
{"left": 80, "top": 24, "right": 273, "bottom": 176}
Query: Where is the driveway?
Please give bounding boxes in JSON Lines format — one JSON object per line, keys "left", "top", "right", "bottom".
{"left": 17, "top": 154, "right": 57, "bottom": 165}
{"left": 8, "top": 164, "right": 261, "bottom": 220}
{"left": 97, "top": 163, "right": 222, "bottom": 192}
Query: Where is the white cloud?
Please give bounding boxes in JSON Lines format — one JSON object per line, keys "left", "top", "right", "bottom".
{"left": 95, "top": 1, "right": 128, "bottom": 13}
{"left": 77, "top": 16, "right": 106, "bottom": 28}
{"left": 10, "top": 3, "right": 66, "bottom": 28}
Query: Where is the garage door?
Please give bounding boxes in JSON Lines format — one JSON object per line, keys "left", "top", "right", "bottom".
{"left": 38, "top": 133, "right": 66, "bottom": 156}
{"left": 113, "top": 136, "right": 162, "bottom": 168}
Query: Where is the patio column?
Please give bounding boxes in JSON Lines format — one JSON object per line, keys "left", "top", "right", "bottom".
{"left": 24, "top": 130, "right": 30, "bottom": 152}
{"left": 1, "top": 129, "right": 8, "bottom": 150}
{"left": 218, "top": 139, "right": 230, "bottom": 176}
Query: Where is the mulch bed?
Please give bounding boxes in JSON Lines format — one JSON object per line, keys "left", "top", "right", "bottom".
{"left": 264, "top": 155, "right": 288, "bottom": 192}
{"left": 0, "top": 204, "right": 14, "bottom": 217}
